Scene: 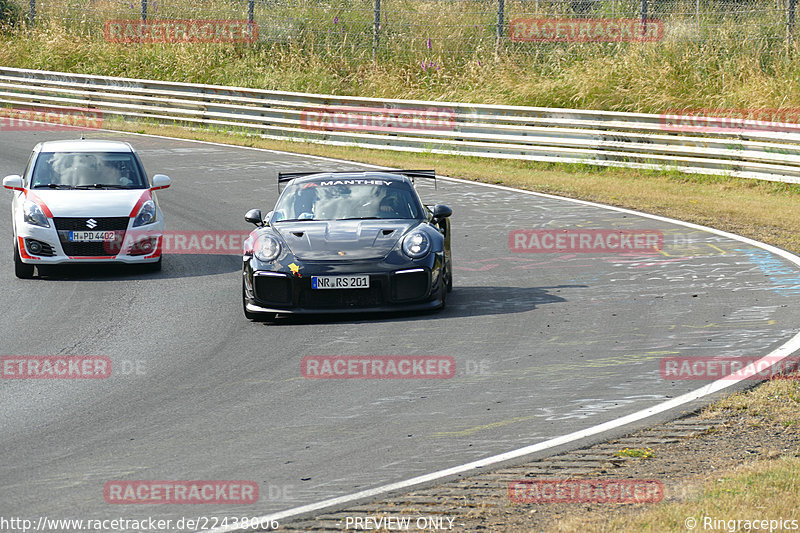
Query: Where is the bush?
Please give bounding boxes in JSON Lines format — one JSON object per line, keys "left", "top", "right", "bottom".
{"left": 0, "top": 0, "right": 22, "bottom": 28}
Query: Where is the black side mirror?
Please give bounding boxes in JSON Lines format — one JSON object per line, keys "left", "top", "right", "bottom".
{"left": 245, "top": 209, "right": 264, "bottom": 227}
{"left": 432, "top": 204, "right": 452, "bottom": 220}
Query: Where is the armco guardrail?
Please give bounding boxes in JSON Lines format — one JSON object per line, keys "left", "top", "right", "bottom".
{"left": 2, "top": 67, "right": 800, "bottom": 183}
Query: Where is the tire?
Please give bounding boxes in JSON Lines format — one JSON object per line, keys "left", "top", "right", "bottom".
{"left": 446, "top": 264, "right": 453, "bottom": 293}
{"left": 14, "top": 243, "right": 35, "bottom": 279}
{"left": 438, "top": 267, "right": 448, "bottom": 311}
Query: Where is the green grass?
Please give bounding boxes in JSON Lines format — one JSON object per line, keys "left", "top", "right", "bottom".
{"left": 1, "top": 0, "right": 800, "bottom": 112}
{"left": 615, "top": 447, "right": 656, "bottom": 459}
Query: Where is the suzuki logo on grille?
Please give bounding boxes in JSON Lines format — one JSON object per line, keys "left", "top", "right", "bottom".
{"left": 86, "top": 219, "right": 98, "bottom": 229}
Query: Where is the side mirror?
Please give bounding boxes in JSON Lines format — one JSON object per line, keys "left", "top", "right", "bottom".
{"left": 151, "top": 174, "right": 171, "bottom": 191}
{"left": 245, "top": 208, "right": 264, "bottom": 227}
{"left": 3, "top": 175, "right": 24, "bottom": 191}
{"left": 432, "top": 204, "right": 452, "bottom": 220}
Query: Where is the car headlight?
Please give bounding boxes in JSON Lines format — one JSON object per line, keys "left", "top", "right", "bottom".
{"left": 402, "top": 231, "right": 430, "bottom": 259}
{"left": 254, "top": 234, "right": 282, "bottom": 262}
{"left": 132, "top": 200, "right": 157, "bottom": 227}
{"left": 23, "top": 200, "right": 49, "bottom": 228}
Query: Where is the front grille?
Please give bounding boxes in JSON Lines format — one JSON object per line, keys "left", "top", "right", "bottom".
{"left": 53, "top": 217, "right": 130, "bottom": 231}
{"left": 53, "top": 218, "right": 129, "bottom": 257}
{"left": 24, "top": 238, "right": 55, "bottom": 257}
{"left": 299, "top": 280, "right": 384, "bottom": 309}
{"left": 254, "top": 275, "right": 293, "bottom": 305}
{"left": 60, "top": 240, "right": 120, "bottom": 257}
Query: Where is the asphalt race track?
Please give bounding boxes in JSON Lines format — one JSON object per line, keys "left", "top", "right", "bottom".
{"left": 2, "top": 130, "right": 800, "bottom": 529}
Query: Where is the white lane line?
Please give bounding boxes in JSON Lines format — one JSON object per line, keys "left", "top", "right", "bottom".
{"left": 204, "top": 343, "right": 800, "bottom": 532}
{"left": 79, "top": 126, "right": 800, "bottom": 532}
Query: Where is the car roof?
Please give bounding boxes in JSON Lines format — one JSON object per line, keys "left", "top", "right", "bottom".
{"left": 36, "top": 140, "right": 135, "bottom": 153}
{"left": 288, "top": 171, "right": 414, "bottom": 186}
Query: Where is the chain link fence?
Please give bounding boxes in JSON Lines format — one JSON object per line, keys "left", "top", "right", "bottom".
{"left": 2, "top": 0, "right": 796, "bottom": 57}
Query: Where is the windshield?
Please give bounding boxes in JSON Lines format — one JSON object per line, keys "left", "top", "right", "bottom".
{"left": 30, "top": 152, "right": 147, "bottom": 189}
{"left": 272, "top": 181, "right": 423, "bottom": 222}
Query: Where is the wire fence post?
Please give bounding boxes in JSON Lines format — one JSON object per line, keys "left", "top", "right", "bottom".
{"left": 640, "top": 0, "right": 648, "bottom": 36}
{"left": 141, "top": 0, "right": 147, "bottom": 21}
{"left": 373, "top": 0, "right": 381, "bottom": 59}
{"left": 248, "top": 0, "right": 254, "bottom": 24}
{"left": 789, "top": 0, "right": 797, "bottom": 39}
{"left": 497, "top": 0, "right": 505, "bottom": 45}
{"left": 28, "top": 0, "right": 35, "bottom": 25}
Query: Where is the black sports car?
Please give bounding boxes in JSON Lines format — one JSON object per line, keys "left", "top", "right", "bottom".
{"left": 242, "top": 170, "right": 453, "bottom": 320}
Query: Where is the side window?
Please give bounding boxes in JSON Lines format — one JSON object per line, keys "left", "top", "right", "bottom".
{"left": 133, "top": 153, "right": 149, "bottom": 187}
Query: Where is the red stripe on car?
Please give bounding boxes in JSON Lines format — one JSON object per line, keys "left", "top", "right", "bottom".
{"left": 128, "top": 190, "right": 153, "bottom": 218}
{"left": 24, "top": 190, "right": 54, "bottom": 218}
{"left": 17, "top": 236, "right": 39, "bottom": 260}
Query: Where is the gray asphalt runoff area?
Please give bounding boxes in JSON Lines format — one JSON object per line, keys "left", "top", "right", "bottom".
{"left": 2, "top": 130, "right": 800, "bottom": 528}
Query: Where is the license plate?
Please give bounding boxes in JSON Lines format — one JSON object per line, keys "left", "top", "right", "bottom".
{"left": 311, "top": 275, "right": 370, "bottom": 289}
{"left": 68, "top": 231, "right": 117, "bottom": 242}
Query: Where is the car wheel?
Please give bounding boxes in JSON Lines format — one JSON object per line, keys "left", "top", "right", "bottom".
{"left": 438, "top": 267, "right": 448, "bottom": 310}
{"left": 446, "top": 264, "right": 453, "bottom": 293}
{"left": 14, "top": 243, "right": 35, "bottom": 279}
{"left": 242, "top": 278, "right": 276, "bottom": 322}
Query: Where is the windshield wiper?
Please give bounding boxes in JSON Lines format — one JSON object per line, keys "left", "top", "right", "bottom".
{"left": 73, "top": 184, "right": 133, "bottom": 189}
{"left": 338, "top": 217, "right": 381, "bottom": 220}
{"left": 33, "top": 184, "right": 75, "bottom": 189}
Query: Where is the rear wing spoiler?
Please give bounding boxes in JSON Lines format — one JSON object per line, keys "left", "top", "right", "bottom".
{"left": 277, "top": 169, "right": 436, "bottom": 192}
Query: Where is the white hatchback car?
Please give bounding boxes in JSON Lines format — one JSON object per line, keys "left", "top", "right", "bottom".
{"left": 3, "top": 140, "right": 170, "bottom": 278}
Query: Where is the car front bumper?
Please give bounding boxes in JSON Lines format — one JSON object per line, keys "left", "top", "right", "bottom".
{"left": 15, "top": 221, "right": 164, "bottom": 265}
{"left": 243, "top": 257, "right": 445, "bottom": 314}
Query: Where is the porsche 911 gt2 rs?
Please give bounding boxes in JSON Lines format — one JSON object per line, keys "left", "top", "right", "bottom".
{"left": 242, "top": 170, "right": 452, "bottom": 320}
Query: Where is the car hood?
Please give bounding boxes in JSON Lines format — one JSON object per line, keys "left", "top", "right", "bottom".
{"left": 30, "top": 189, "right": 150, "bottom": 218}
{"left": 274, "top": 219, "right": 419, "bottom": 261}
